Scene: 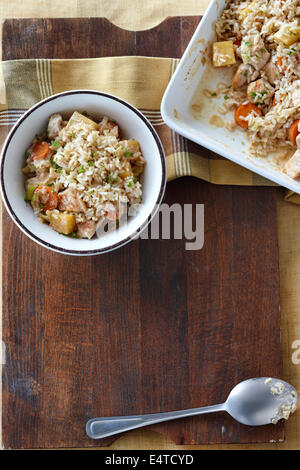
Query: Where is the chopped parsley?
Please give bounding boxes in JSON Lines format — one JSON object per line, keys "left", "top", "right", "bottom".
{"left": 250, "top": 91, "right": 257, "bottom": 98}
{"left": 133, "top": 176, "right": 137, "bottom": 183}
{"left": 244, "top": 41, "right": 252, "bottom": 47}
{"left": 82, "top": 111, "right": 88, "bottom": 117}
{"left": 243, "top": 70, "right": 248, "bottom": 77}
{"left": 260, "top": 48, "right": 266, "bottom": 53}
{"left": 89, "top": 189, "right": 94, "bottom": 194}
{"left": 107, "top": 175, "right": 111, "bottom": 183}
{"left": 224, "top": 95, "right": 229, "bottom": 100}
{"left": 93, "top": 151, "right": 98, "bottom": 158}
{"left": 71, "top": 231, "right": 79, "bottom": 238}
{"left": 211, "top": 92, "right": 217, "bottom": 97}
{"left": 78, "top": 166, "right": 85, "bottom": 174}
{"left": 288, "top": 48, "right": 296, "bottom": 56}
{"left": 52, "top": 161, "right": 62, "bottom": 172}
{"left": 87, "top": 160, "right": 94, "bottom": 166}
{"left": 51, "top": 140, "right": 60, "bottom": 148}
{"left": 123, "top": 150, "right": 134, "bottom": 157}
{"left": 71, "top": 131, "right": 76, "bottom": 139}
{"left": 127, "top": 181, "right": 133, "bottom": 188}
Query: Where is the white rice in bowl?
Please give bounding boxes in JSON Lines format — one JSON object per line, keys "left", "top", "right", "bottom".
{"left": 22, "top": 111, "right": 145, "bottom": 239}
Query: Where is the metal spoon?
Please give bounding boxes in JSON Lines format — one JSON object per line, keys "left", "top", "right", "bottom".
{"left": 86, "top": 377, "right": 298, "bottom": 439}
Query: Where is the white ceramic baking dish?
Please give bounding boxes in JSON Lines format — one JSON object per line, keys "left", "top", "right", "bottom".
{"left": 161, "top": 0, "right": 300, "bottom": 194}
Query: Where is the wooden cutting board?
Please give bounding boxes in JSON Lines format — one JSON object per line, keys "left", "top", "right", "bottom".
{"left": 1, "top": 17, "right": 284, "bottom": 449}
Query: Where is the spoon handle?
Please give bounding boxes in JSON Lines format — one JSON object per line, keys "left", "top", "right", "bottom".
{"left": 86, "top": 403, "right": 226, "bottom": 439}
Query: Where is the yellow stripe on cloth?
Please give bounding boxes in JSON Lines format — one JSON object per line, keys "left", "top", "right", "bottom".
{"left": 167, "top": 153, "right": 270, "bottom": 187}
{"left": 209, "top": 159, "right": 253, "bottom": 186}
{"left": 51, "top": 57, "right": 172, "bottom": 110}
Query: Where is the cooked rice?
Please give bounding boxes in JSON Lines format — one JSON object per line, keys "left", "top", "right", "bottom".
{"left": 214, "top": 0, "right": 300, "bottom": 156}
{"left": 22, "top": 112, "right": 145, "bottom": 238}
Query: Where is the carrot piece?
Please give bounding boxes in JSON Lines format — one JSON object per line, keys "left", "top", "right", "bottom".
{"left": 234, "top": 103, "right": 263, "bottom": 129}
{"left": 275, "top": 57, "right": 287, "bottom": 73}
{"left": 34, "top": 186, "right": 58, "bottom": 212}
{"left": 32, "top": 141, "right": 50, "bottom": 160}
{"left": 289, "top": 120, "right": 300, "bottom": 145}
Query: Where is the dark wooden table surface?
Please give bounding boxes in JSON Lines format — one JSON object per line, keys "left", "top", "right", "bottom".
{"left": 1, "top": 17, "right": 284, "bottom": 448}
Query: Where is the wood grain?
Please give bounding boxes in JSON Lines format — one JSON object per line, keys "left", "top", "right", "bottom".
{"left": 1, "top": 17, "right": 284, "bottom": 448}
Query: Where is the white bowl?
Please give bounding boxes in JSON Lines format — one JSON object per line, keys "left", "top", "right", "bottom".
{"left": 161, "top": 0, "right": 300, "bottom": 195}
{"left": 0, "top": 90, "right": 166, "bottom": 255}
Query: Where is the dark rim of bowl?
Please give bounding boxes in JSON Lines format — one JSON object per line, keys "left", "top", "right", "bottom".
{"left": 0, "top": 90, "right": 166, "bottom": 255}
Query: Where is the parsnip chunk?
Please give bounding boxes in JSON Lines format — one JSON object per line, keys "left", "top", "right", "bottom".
{"left": 116, "top": 140, "right": 140, "bottom": 159}
{"left": 49, "top": 210, "right": 76, "bottom": 235}
{"left": 239, "top": 1, "right": 257, "bottom": 20}
{"left": 212, "top": 41, "right": 236, "bottom": 67}
{"left": 65, "top": 111, "right": 98, "bottom": 132}
{"left": 119, "top": 161, "right": 133, "bottom": 179}
{"left": 274, "top": 25, "right": 300, "bottom": 46}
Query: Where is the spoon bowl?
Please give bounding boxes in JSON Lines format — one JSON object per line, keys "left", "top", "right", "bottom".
{"left": 86, "top": 377, "right": 298, "bottom": 439}
{"left": 225, "top": 377, "right": 297, "bottom": 426}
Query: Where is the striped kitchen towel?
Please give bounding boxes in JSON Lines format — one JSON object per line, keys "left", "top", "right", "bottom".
{"left": 1, "top": 56, "right": 297, "bottom": 201}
